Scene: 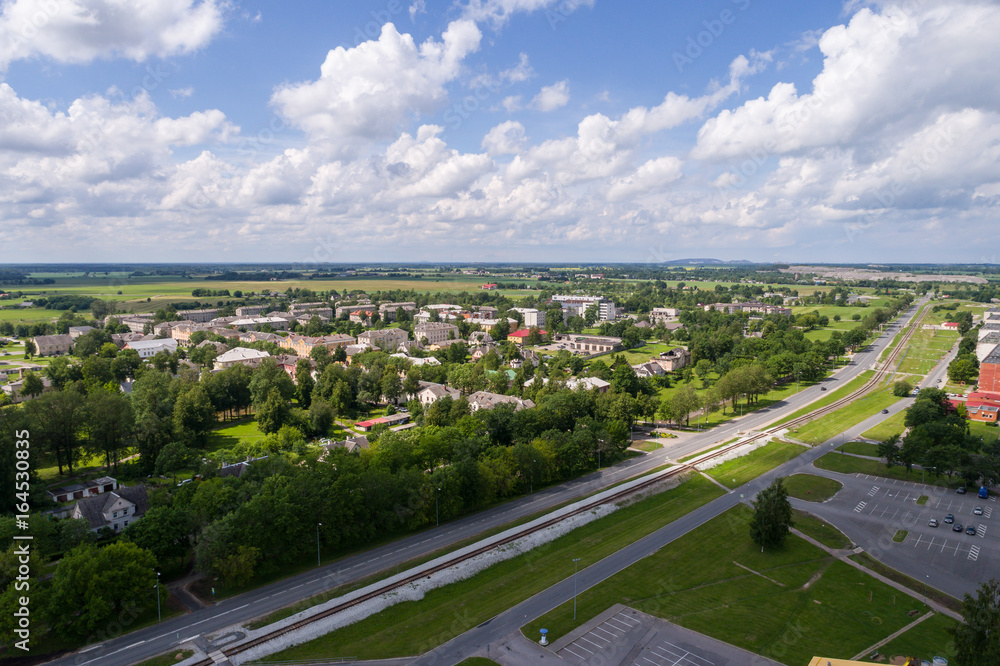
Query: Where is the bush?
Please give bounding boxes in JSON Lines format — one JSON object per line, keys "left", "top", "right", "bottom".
{"left": 893, "top": 380, "right": 913, "bottom": 397}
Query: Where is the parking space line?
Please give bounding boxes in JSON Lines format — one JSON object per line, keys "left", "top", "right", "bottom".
{"left": 970, "top": 545, "right": 981, "bottom": 561}
{"left": 593, "top": 626, "right": 618, "bottom": 640}
{"left": 868, "top": 486, "right": 880, "bottom": 497}
{"left": 579, "top": 635, "right": 605, "bottom": 649}
{"left": 615, "top": 613, "right": 639, "bottom": 626}
{"left": 978, "top": 524, "right": 987, "bottom": 538}
{"left": 985, "top": 507, "right": 993, "bottom": 519}
{"left": 607, "top": 618, "right": 631, "bottom": 632}
{"left": 912, "top": 534, "right": 923, "bottom": 548}
{"left": 563, "top": 645, "right": 586, "bottom": 659}
{"left": 570, "top": 641, "right": 593, "bottom": 654}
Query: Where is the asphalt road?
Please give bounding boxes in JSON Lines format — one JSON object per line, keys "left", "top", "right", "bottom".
{"left": 43, "top": 300, "right": 925, "bottom": 666}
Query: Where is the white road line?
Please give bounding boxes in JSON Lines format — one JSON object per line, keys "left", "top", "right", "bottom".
{"left": 854, "top": 501, "right": 867, "bottom": 513}
{"left": 978, "top": 525, "right": 988, "bottom": 538}
{"left": 607, "top": 618, "right": 632, "bottom": 631}
{"left": 580, "top": 634, "right": 606, "bottom": 648}
{"left": 185, "top": 603, "right": 250, "bottom": 628}
{"left": 78, "top": 645, "right": 103, "bottom": 653}
{"left": 571, "top": 641, "right": 594, "bottom": 654}
{"left": 969, "top": 545, "right": 981, "bottom": 561}
{"left": 593, "top": 626, "right": 618, "bottom": 639}
{"left": 562, "top": 646, "right": 585, "bottom": 659}
{"left": 290, "top": 584, "right": 303, "bottom": 590}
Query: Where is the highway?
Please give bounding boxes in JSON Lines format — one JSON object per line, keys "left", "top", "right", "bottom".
{"left": 43, "top": 299, "right": 925, "bottom": 666}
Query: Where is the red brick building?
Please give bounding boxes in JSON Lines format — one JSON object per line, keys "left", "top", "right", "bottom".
{"left": 980, "top": 349, "right": 1000, "bottom": 394}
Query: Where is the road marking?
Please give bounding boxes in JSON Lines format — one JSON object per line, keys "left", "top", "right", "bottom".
{"left": 868, "top": 486, "right": 880, "bottom": 497}
{"left": 592, "top": 626, "right": 618, "bottom": 640}
{"left": 78, "top": 645, "right": 103, "bottom": 653}
{"left": 985, "top": 508, "right": 993, "bottom": 519}
{"left": 185, "top": 604, "right": 249, "bottom": 628}
{"left": 123, "top": 640, "right": 146, "bottom": 649}
{"left": 854, "top": 501, "right": 867, "bottom": 513}
{"left": 912, "top": 534, "right": 923, "bottom": 548}
{"left": 978, "top": 524, "right": 987, "bottom": 538}
{"left": 178, "top": 636, "right": 199, "bottom": 645}
{"left": 563, "top": 646, "right": 586, "bottom": 659}
{"left": 570, "top": 640, "right": 593, "bottom": 654}
{"left": 290, "top": 584, "right": 303, "bottom": 590}
{"left": 579, "top": 634, "right": 605, "bottom": 648}
{"left": 969, "top": 545, "right": 980, "bottom": 561}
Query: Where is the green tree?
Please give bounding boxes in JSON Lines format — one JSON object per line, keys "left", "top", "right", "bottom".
{"left": 249, "top": 358, "right": 295, "bottom": 409}
{"left": 749, "top": 477, "right": 794, "bottom": 550}
{"left": 20, "top": 370, "right": 44, "bottom": 398}
{"left": 296, "top": 358, "right": 315, "bottom": 408}
{"left": 23, "top": 339, "right": 35, "bottom": 358}
{"left": 46, "top": 541, "right": 159, "bottom": 640}
{"left": 123, "top": 505, "right": 192, "bottom": 568}
{"left": 85, "top": 389, "right": 134, "bottom": 471}
{"left": 892, "top": 380, "right": 913, "bottom": 397}
{"left": 155, "top": 442, "right": 194, "bottom": 486}
{"left": 173, "top": 385, "right": 216, "bottom": 446}
{"left": 257, "top": 388, "right": 290, "bottom": 434}
{"left": 949, "top": 578, "right": 1000, "bottom": 665}
{"left": 669, "top": 383, "right": 701, "bottom": 426}
{"left": 214, "top": 545, "right": 261, "bottom": 589}
{"left": 23, "top": 390, "right": 86, "bottom": 475}
{"left": 308, "top": 397, "right": 335, "bottom": 436}
{"left": 948, "top": 354, "right": 979, "bottom": 384}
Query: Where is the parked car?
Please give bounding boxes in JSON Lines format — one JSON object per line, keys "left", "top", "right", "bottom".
{"left": 980, "top": 486, "right": 990, "bottom": 499}
{"left": 944, "top": 513, "right": 955, "bottom": 524}
{"left": 957, "top": 487, "right": 967, "bottom": 495}
{"left": 966, "top": 526, "right": 977, "bottom": 535}
{"left": 177, "top": 478, "right": 192, "bottom": 486}
{"left": 953, "top": 523, "right": 964, "bottom": 532}
{"left": 974, "top": 506, "right": 984, "bottom": 516}
{"left": 928, "top": 518, "right": 939, "bottom": 528}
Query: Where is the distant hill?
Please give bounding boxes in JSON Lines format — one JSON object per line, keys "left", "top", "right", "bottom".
{"left": 662, "top": 258, "right": 754, "bottom": 265}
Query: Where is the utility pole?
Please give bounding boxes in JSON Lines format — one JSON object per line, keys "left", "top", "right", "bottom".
{"left": 435, "top": 487, "right": 441, "bottom": 526}
{"left": 317, "top": 522, "right": 322, "bottom": 567}
{"left": 572, "top": 558, "right": 581, "bottom": 620}
{"left": 156, "top": 571, "right": 161, "bottom": 623}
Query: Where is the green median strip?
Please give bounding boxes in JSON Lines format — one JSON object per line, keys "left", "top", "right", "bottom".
{"left": 704, "top": 439, "right": 807, "bottom": 489}
{"left": 893, "top": 530, "right": 908, "bottom": 543}
{"left": 784, "top": 474, "right": 843, "bottom": 502}
{"left": 769, "top": 371, "right": 874, "bottom": 429}
{"left": 788, "top": 387, "right": 901, "bottom": 445}
{"left": 267, "top": 475, "right": 726, "bottom": 661}
{"left": 812, "top": 452, "right": 964, "bottom": 489}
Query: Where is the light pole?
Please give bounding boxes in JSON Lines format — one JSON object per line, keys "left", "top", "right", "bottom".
{"left": 531, "top": 460, "right": 536, "bottom": 494}
{"left": 155, "top": 571, "right": 161, "bottom": 623}
{"left": 316, "top": 522, "right": 322, "bottom": 567}
{"left": 435, "top": 487, "right": 441, "bottom": 527}
{"left": 572, "top": 558, "right": 581, "bottom": 620}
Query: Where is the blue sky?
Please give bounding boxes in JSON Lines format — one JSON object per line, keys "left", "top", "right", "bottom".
{"left": 1, "top": 0, "right": 998, "bottom": 264}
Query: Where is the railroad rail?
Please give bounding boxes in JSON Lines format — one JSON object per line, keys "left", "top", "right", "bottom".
{"left": 191, "top": 304, "right": 925, "bottom": 666}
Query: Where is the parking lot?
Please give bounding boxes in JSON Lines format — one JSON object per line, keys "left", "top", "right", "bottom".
{"left": 797, "top": 469, "right": 999, "bottom": 598}
{"left": 550, "top": 604, "right": 781, "bottom": 666}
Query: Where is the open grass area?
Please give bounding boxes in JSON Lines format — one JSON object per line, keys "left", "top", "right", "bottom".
{"left": 784, "top": 474, "right": 843, "bottom": 502}
{"left": 895, "top": 328, "right": 958, "bottom": 375}
{"left": 604, "top": 342, "right": 685, "bottom": 366}
{"left": 268, "top": 474, "right": 726, "bottom": 661}
{"left": 770, "top": 372, "right": 874, "bottom": 429}
{"left": 849, "top": 552, "right": 961, "bottom": 613}
{"left": 969, "top": 420, "right": 1000, "bottom": 448}
{"left": 630, "top": 440, "right": 661, "bottom": 453}
{"left": 457, "top": 659, "right": 498, "bottom": 666}
{"left": 206, "top": 418, "right": 267, "bottom": 450}
{"left": 525, "top": 505, "right": 933, "bottom": 666}
{"left": 866, "top": 611, "right": 957, "bottom": 664}
{"left": 704, "top": 439, "right": 807, "bottom": 489}
{"left": 787, "top": 383, "right": 900, "bottom": 445}
{"left": 813, "top": 453, "right": 963, "bottom": 489}
{"left": 793, "top": 509, "right": 852, "bottom": 549}
{"left": 861, "top": 410, "right": 907, "bottom": 442}
{"left": 840, "top": 441, "right": 881, "bottom": 456}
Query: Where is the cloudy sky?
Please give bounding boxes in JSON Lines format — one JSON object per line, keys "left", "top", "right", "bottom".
{"left": 1, "top": 0, "right": 998, "bottom": 264}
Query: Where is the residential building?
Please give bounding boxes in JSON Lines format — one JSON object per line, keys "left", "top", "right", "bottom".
{"left": 290, "top": 303, "right": 333, "bottom": 318}
{"left": 513, "top": 307, "right": 546, "bottom": 328}
{"left": 966, "top": 392, "right": 1000, "bottom": 423}
{"left": 703, "top": 302, "right": 792, "bottom": 316}
{"left": 319, "top": 435, "right": 371, "bottom": 458}
{"left": 565, "top": 376, "right": 611, "bottom": 393}
{"left": 71, "top": 485, "right": 149, "bottom": 533}
{"left": 507, "top": 328, "right": 547, "bottom": 346}
{"left": 48, "top": 477, "right": 117, "bottom": 504}
{"left": 219, "top": 456, "right": 268, "bottom": 478}
{"left": 650, "top": 308, "right": 681, "bottom": 324}
{"left": 377, "top": 302, "right": 417, "bottom": 322}
{"left": 213, "top": 347, "right": 270, "bottom": 370}
{"left": 633, "top": 361, "right": 665, "bottom": 378}
{"left": 979, "top": 322, "right": 1000, "bottom": 340}
{"left": 390, "top": 353, "right": 441, "bottom": 366}
{"left": 238, "top": 331, "right": 284, "bottom": 345}
{"left": 68, "top": 325, "right": 95, "bottom": 339}
{"left": 415, "top": 322, "right": 460, "bottom": 345}
{"left": 357, "top": 328, "right": 410, "bottom": 350}
{"left": 229, "top": 316, "right": 290, "bottom": 331}
{"left": 280, "top": 333, "right": 356, "bottom": 356}
{"left": 335, "top": 303, "right": 377, "bottom": 318}
{"left": 481, "top": 283, "right": 498, "bottom": 290}
{"left": 552, "top": 295, "right": 616, "bottom": 321}
{"left": 235, "top": 305, "right": 268, "bottom": 317}
{"left": 111, "top": 332, "right": 153, "bottom": 348}
{"left": 182, "top": 308, "right": 221, "bottom": 323}
{"left": 349, "top": 309, "right": 376, "bottom": 325}
{"left": 169, "top": 321, "right": 208, "bottom": 344}
{"left": 274, "top": 354, "right": 310, "bottom": 381}
{"left": 467, "top": 391, "right": 535, "bottom": 412}
{"left": 355, "top": 413, "right": 411, "bottom": 431}
{"left": 125, "top": 338, "right": 178, "bottom": 359}
{"left": 32, "top": 334, "right": 73, "bottom": 357}
{"left": 416, "top": 381, "right": 461, "bottom": 406}
{"left": 468, "top": 330, "right": 494, "bottom": 346}
{"left": 1, "top": 374, "right": 52, "bottom": 403}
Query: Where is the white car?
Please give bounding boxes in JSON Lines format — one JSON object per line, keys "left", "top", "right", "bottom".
{"left": 974, "top": 506, "right": 984, "bottom": 516}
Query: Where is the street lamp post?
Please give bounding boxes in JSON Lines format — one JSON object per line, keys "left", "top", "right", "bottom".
{"left": 572, "top": 558, "right": 581, "bottom": 620}
{"left": 531, "top": 460, "right": 536, "bottom": 494}
{"left": 317, "top": 522, "right": 322, "bottom": 567}
{"left": 436, "top": 487, "right": 441, "bottom": 527}
{"left": 156, "top": 571, "right": 161, "bottom": 623}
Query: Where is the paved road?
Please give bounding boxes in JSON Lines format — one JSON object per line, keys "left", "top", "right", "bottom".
{"left": 44, "top": 301, "right": 926, "bottom": 666}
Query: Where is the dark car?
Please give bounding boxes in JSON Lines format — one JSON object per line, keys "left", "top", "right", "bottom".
{"left": 944, "top": 513, "right": 955, "bottom": 524}
{"left": 881, "top": 409, "right": 889, "bottom": 414}
{"left": 966, "top": 526, "right": 977, "bottom": 535}
{"left": 957, "top": 487, "right": 967, "bottom": 495}
{"left": 820, "top": 386, "right": 827, "bottom": 391}
{"left": 953, "top": 523, "right": 964, "bottom": 532}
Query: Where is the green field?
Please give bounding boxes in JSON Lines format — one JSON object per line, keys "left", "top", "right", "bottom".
{"left": 524, "top": 505, "right": 933, "bottom": 666}
{"left": 630, "top": 441, "right": 661, "bottom": 453}
{"left": 268, "top": 474, "right": 726, "bottom": 661}
{"left": 839, "top": 441, "right": 881, "bottom": 457}
{"left": 704, "top": 439, "right": 807, "bottom": 489}
{"left": 770, "top": 372, "right": 874, "bottom": 428}
{"left": 895, "top": 328, "right": 958, "bottom": 376}
{"left": 784, "top": 474, "right": 843, "bottom": 502}
{"left": 793, "top": 509, "right": 852, "bottom": 549}
{"left": 812, "top": 453, "right": 963, "bottom": 489}
{"left": 865, "top": 611, "right": 957, "bottom": 663}
{"left": 788, "top": 385, "right": 900, "bottom": 445}
{"left": 969, "top": 420, "right": 1000, "bottom": 448}
{"left": 861, "top": 410, "right": 906, "bottom": 442}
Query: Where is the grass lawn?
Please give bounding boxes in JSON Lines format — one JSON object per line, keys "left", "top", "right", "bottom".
{"left": 206, "top": 418, "right": 267, "bottom": 450}
{"left": 840, "top": 441, "right": 881, "bottom": 456}
{"left": 893, "top": 530, "right": 908, "bottom": 542}
{"left": 969, "top": 420, "right": 1000, "bottom": 448}
{"left": 630, "top": 441, "right": 661, "bottom": 453}
{"left": 457, "top": 659, "right": 499, "bottom": 666}
{"left": 861, "top": 410, "right": 907, "bottom": 442}
{"left": 705, "top": 439, "right": 807, "bottom": 489}
{"left": 849, "top": 552, "right": 961, "bottom": 613}
{"left": 793, "top": 509, "right": 852, "bottom": 549}
{"left": 770, "top": 372, "right": 874, "bottom": 429}
{"left": 786, "top": 384, "right": 900, "bottom": 445}
{"left": 812, "top": 453, "right": 963, "bottom": 489}
{"left": 605, "top": 342, "right": 685, "bottom": 366}
{"left": 525, "top": 505, "right": 933, "bottom": 666}
{"left": 865, "top": 612, "right": 957, "bottom": 664}
{"left": 268, "top": 475, "right": 726, "bottom": 661}
{"left": 784, "top": 474, "right": 843, "bottom": 502}
{"left": 895, "top": 328, "right": 958, "bottom": 375}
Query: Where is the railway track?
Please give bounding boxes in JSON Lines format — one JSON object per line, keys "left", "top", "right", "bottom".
{"left": 191, "top": 304, "right": 924, "bottom": 666}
